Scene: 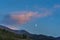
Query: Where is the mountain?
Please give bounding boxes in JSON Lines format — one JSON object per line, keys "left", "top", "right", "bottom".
{"left": 0, "top": 25, "right": 56, "bottom": 40}
{"left": 0, "top": 25, "right": 10, "bottom": 30}
{"left": 0, "top": 25, "right": 31, "bottom": 34}
{"left": 0, "top": 25, "right": 33, "bottom": 40}
{"left": 55, "top": 37, "right": 60, "bottom": 40}
{"left": 11, "top": 30, "right": 55, "bottom": 40}
{"left": 13, "top": 30, "right": 30, "bottom": 35}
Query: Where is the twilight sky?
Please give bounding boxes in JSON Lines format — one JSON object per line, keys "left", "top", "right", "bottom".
{"left": 0, "top": 0, "right": 60, "bottom": 37}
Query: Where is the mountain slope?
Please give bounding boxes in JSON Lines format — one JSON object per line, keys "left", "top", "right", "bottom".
{"left": 0, "top": 25, "right": 32, "bottom": 40}
{"left": 0, "top": 25, "right": 55, "bottom": 40}
{"left": 0, "top": 28, "right": 20, "bottom": 40}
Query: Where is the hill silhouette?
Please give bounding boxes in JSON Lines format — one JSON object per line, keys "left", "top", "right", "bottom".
{"left": 0, "top": 25, "right": 58, "bottom": 40}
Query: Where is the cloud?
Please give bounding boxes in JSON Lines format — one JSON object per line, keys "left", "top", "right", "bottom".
{"left": 11, "top": 11, "right": 51, "bottom": 24}
{"left": 11, "top": 12, "right": 37, "bottom": 24}
{"left": 0, "top": 10, "right": 52, "bottom": 30}
{"left": 1, "top": 9, "right": 52, "bottom": 27}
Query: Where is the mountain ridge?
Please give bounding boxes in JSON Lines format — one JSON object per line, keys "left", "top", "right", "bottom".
{"left": 0, "top": 25, "right": 59, "bottom": 40}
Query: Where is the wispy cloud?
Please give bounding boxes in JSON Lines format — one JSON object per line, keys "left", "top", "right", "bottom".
{"left": 1, "top": 8, "right": 52, "bottom": 28}
{"left": 11, "top": 11, "right": 51, "bottom": 24}
{"left": 54, "top": 4, "right": 60, "bottom": 8}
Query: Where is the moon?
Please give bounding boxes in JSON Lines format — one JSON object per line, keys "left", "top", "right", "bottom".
{"left": 35, "top": 24, "right": 37, "bottom": 27}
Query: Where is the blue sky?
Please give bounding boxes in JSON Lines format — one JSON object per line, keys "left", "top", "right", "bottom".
{"left": 0, "top": 0, "right": 60, "bottom": 37}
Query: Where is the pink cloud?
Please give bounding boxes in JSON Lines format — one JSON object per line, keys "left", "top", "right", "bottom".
{"left": 11, "top": 12, "right": 35, "bottom": 24}
{"left": 11, "top": 11, "right": 51, "bottom": 24}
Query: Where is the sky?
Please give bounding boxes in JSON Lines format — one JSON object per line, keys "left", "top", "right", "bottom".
{"left": 0, "top": 0, "right": 60, "bottom": 37}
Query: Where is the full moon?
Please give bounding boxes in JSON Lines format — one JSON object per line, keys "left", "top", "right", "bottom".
{"left": 35, "top": 24, "right": 37, "bottom": 27}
